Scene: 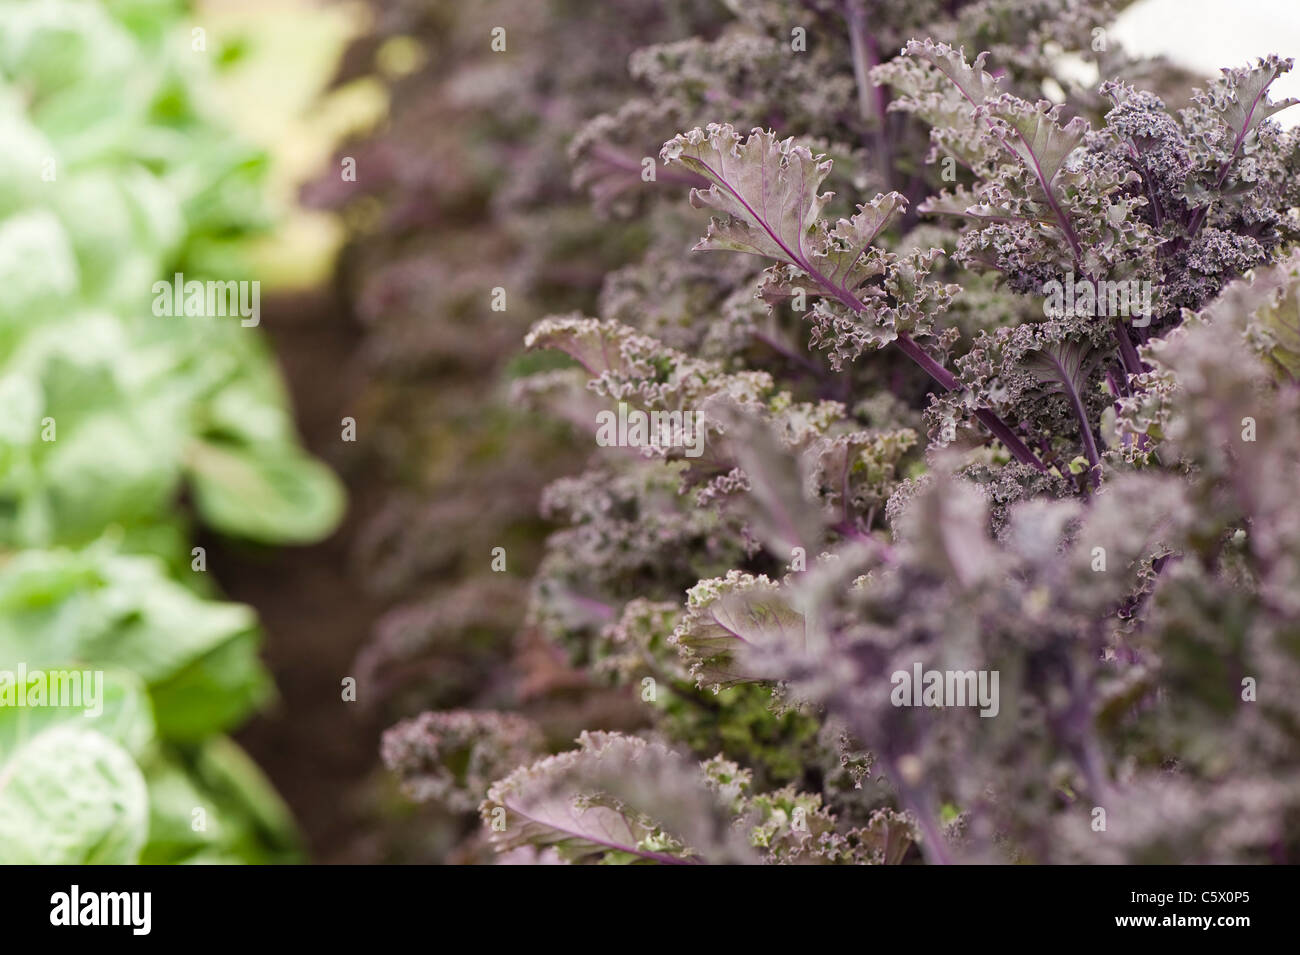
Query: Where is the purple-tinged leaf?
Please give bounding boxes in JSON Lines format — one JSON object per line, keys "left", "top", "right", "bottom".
{"left": 671, "top": 570, "right": 804, "bottom": 688}
{"left": 661, "top": 124, "right": 833, "bottom": 265}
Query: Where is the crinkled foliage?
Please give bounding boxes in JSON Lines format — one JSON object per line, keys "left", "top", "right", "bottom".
{"left": 382, "top": 0, "right": 1300, "bottom": 865}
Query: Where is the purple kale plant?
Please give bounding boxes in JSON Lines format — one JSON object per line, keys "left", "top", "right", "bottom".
{"left": 374, "top": 0, "right": 1300, "bottom": 863}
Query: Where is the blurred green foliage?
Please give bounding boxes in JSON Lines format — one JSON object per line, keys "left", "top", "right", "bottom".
{"left": 0, "top": 0, "right": 342, "bottom": 863}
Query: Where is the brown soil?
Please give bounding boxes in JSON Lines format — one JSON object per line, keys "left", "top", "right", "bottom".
{"left": 206, "top": 287, "right": 389, "bottom": 864}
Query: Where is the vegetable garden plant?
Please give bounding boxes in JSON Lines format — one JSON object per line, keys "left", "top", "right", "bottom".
{"left": 5, "top": 0, "right": 1300, "bottom": 868}
{"left": 370, "top": 0, "right": 1300, "bottom": 864}
{"left": 0, "top": 0, "right": 342, "bottom": 864}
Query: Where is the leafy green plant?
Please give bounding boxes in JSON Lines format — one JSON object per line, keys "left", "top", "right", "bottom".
{"left": 0, "top": 0, "right": 342, "bottom": 863}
